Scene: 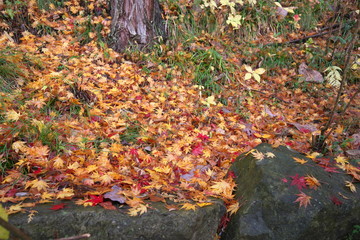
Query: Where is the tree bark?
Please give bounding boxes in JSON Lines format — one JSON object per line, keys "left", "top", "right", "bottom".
{"left": 109, "top": 0, "right": 165, "bottom": 52}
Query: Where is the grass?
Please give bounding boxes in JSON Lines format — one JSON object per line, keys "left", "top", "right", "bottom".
{"left": 346, "top": 225, "right": 360, "bottom": 240}
{"left": 0, "top": 49, "right": 25, "bottom": 93}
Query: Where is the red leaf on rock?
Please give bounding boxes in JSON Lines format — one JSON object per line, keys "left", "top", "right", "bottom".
{"left": 86, "top": 195, "right": 104, "bottom": 206}
{"left": 294, "top": 192, "right": 311, "bottom": 208}
{"left": 99, "top": 201, "right": 117, "bottom": 210}
{"left": 290, "top": 174, "right": 307, "bottom": 190}
{"left": 331, "top": 196, "right": 342, "bottom": 206}
{"left": 50, "top": 203, "right": 66, "bottom": 210}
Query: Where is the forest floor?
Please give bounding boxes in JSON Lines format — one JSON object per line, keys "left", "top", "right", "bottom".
{"left": 0, "top": 0, "right": 359, "bottom": 216}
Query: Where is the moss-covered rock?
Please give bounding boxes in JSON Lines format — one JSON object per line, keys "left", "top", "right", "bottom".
{"left": 222, "top": 143, "right": 360, "bottom": 240}
{"left": 9, "top": 200, "right": 225, "bottom": 240}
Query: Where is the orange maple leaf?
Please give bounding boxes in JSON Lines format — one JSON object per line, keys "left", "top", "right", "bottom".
{"left": 294, "top": 192, "right": 311, "bottom": 208}
{"left": 293, "top": 157, "right": 308, "bottom": 164}
{"left": 305, "top": 175, "right": 321, "bottom": 189}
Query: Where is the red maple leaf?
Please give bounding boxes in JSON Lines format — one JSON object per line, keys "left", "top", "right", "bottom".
{"left": 331, "top": 196, "right": 343, "bottom": 206}
{"left": 290, "top": 174, "right": 307, "bottom": 190}
{"left": 192, "top": 143, "right": 203, "bottom": 155}
{"left": 197, "top": 134, "right": 209, "bottom": 141}
{"left": 294, "top": 192, "right": 311, "bottom": 208}
{"left": 86, "top": 195, "right": 104, "bottom": 206}
{"left": 130, "top": 148, "right": 138, "bottom": 156}
{"left": 50, "top": 203, "right": 66, "bottom": 210}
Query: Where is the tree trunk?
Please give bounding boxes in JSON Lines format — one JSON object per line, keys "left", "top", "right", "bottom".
{"left": 109, "top": 0, "right": 165, "bottom": 52}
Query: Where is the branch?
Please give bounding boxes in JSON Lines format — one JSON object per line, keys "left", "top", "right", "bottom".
{"left": 55, "top": 233, "right": 91, "bottom": 240}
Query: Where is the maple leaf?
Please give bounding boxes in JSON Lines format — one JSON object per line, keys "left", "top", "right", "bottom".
{"left": 197, "top": 133, "right": 209, "bottom": 141}
{"left": 99, "top": 201, "right": 117, "bottom": 210}
{"left": 294, "top": 192, "right": 311, "bottom": 208}
{"left": 290, "top": 174, "right": 307, "bottom": 190}
{"left": 210, "top": 180, "right": 234, "bottom": 198}
{"left": 251, "top": 150, "right": 265, "bottom": 161}
{"left": 293, "top": 157, "right": 308, "bottom": 164}
{"left": 331, "top": 196, "right": 342, "bottom": 206}
{"left": 305, "top": 175, "right": 321, "bottom": 190}
{"left": 181, "top": 203, "right": 197, "bottom": 211}
{"left": 57, "top": 188, "right": 74, "bottom": 199}
{"left": 100, "top": 174, "right": 114, "bottom": 185}
{"left": 26, "top": 179, "right": 48, "bottom": 192}
{"left": 6, "top": 110, "right": 21, "bottom": 121}
{"left": 192, "top": 144, "right": 203, "bottom": 156}
{"left": 201, "top": 96, "right": 216, "bottom": 107}
{"left": 227, "top": 201, "right": 240, "bottom": 216}
{"left": 12, "top": 141, "right": 27, "bottom": 153}
{"left": 128, "top": 204, "right": 148, "bottom": 216}
{"left": 335, "top": 156, "right": 348, "bottom": 165}
{"left": 265, "top": 152, "right": 275, "bottom": 158}
{"left": 345, "top": 181, "right": 356, "bottom": 193}
{"left": 86, "top": 195, "right": 104, "bottom": 206}
{"left": 50, "top": 203, "right": 66, "bottom": 210}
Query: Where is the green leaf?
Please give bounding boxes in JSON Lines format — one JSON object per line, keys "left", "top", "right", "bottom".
{"left": 0, "top": 204, "right": 9, "bottom": 240}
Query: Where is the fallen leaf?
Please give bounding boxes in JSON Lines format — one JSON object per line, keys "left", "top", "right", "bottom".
{"left": 50, "top": 203, "right": 66, "bottom": 210}
{"left": 294, "top": 192, "right": 311, "bottom": 208}
{"left": 293, "top": 157, "right": 308, "bottom": 164}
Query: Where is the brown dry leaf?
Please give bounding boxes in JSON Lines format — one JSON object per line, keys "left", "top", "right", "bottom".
{"left": 298, "top": 62, "right": 324, "bottom": 83}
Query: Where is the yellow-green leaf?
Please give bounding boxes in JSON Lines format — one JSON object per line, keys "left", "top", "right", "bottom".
{"left": 244, "top": 72, "right": 252, "bottom": 80}
{"left": 0, "top": 204, "right": 9, "bottom": 239}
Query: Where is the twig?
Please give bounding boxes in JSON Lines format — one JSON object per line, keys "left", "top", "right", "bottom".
{"left": 249, "top": 89, "right": 290, "bottom": 103}
{"left": 265, "top": 25, "right": 342, "bottom": 46}
{"left": 0, "top": 217, "right": 32, "bottom": 240}
{"left": 54, "top": 233, "right": 91, "bottom": 240}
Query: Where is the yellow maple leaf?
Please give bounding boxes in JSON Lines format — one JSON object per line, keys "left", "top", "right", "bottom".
{"left": 28, "top": 179, "right": 48, "bottom": 192}
{"left": 227, "top": 201, "right": 240, "bottom": 216}
{"left": 53, "top": 157, "right": 65, "bottom": 169}
{"left": 12, "top": 141, "right": 27, "bottom": 153}
{"left": 197, "top": 202, "right": 212, "bottom": 207}
{"left": 128, "top": 204, "right": 148, "bottom": 216}
{"left": 210, "top": 180, "right": 232, "bottom": 195}
{"left": 265, "top": 152, "right": 275, "bottom": 158}
{"left": 57, "top": 188, "right": 74, "bottom": 199}
{"left": 293, "top": 157, "right": 308, "bottom": 164}
{"left": 6, "top": 110, "right": 21, "bottom": 121}
{"left": 181, "top": 203, "right": 197, "bottom": 211}
{"left": 86, "top": 165, "right": 98, "bottom": 173}
{"left": 201, "top": 96, "right": 216, "bottom": 107}
{"left": 100, "top": 174, "right": 114, "bottom": 185}
{"left": 335, "top": 156, "right": 348, "bottom": 165}
{"left": 41, "top": 192, "right": 55, "bottom": 200}
{"left": 306, "top": 152, "right": 320, "bottom": 159}
{"left": 7, "top": 204, "right": 24, "bottom": 215}
{"left": 252, "top": 150, "right": 265, "bottom": 161}
{"left": 345, "top": 181, "right": 356, "bottom": 193}
{"left": 153, "top": 166, "right": 171, "bottom": 174}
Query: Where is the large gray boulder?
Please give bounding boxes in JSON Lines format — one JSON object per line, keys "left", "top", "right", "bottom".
{"left": 9, "top": 200, "right": 225, "bottom": 240}
{"left": 222, "top": 143, "right": 360, "bottom": 240}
